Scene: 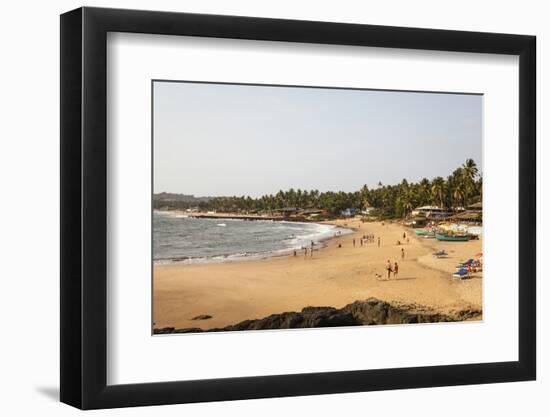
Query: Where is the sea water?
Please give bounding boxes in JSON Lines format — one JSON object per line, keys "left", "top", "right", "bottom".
{"left": 153, "top": 211, "right": 352, "bottom": 264}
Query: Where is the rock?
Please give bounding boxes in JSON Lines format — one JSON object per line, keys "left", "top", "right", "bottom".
{"left": 191, "top": 314, "right": 213, "bottom": 320}
{"left": 174, "top": 328, "right": 204, "bottom": 333}
{"left": 342, "top": 298, "right": 479, "bottom": 325}
{"left": 153, "top": 327, "right": 175, "bottom": 334}
{"left": 154, "top": 298, "right": 482, "bottom": 334}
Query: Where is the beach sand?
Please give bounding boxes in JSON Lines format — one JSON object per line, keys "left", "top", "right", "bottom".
{"left": 153, "top": 219, "right": 482, "bottom": 329}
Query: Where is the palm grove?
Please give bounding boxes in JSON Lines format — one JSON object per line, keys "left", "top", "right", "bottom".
{"left": 155, "top": 159, "right": 481, "bottom": 219}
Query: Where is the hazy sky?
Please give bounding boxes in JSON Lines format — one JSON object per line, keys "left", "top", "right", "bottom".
{"left": 153, "top": 81, "right": 482, "bottom": 197}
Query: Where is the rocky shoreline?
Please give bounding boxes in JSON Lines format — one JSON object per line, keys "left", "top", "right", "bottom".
{"left": 154, "top": 298, "right": 481, "bottom": 334}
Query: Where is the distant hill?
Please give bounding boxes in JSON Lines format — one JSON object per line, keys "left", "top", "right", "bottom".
{"left": 154, "top": 192, "right": 212, "bottom": 203}
{"left": 153, "top": 193, "right": 213, "bottom": 210}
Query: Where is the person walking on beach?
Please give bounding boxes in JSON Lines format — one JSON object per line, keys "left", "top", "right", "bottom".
{"left": 378, "top": 237, "right": 381, "bottom": 247}
{"left": 360, "top": 238, "right": 363, "bottom": 247}
{"left": 386, "top": 260, "right": 393, "bottom": 279}
{"left": 394, "top": 262, "right": 399, "bottom": 278}
{"left": 304, "top": 247, "right": 308, "bottom": 258}
{"left": 353, "top": 238, "right": 356, "bottom": 247}
{"left": 401, "top": 248, "right": 405, "bottom": 259}
{"left": 403, "top": 232, "right": 406, "bottom": 240}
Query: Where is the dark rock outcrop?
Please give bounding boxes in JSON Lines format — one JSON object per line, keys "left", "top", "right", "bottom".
{"left": 191, "top": 314, "right": 213, "bottom": 320}
{"left": 153, "top": 298, "right": 481, "bottom": 334}
{"left": 341, "top": 299, "right": 473, "bottom": 325}
{"left": 222, "top": 307, "right": 359, "bottom": 331}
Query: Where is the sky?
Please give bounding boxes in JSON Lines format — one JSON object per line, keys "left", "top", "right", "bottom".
{"left": 153, "top": 81, "right": 482, "bottom": 197}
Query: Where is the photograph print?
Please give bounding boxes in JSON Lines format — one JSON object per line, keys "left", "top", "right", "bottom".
{"left": 152, "top": 81, "right": 483, "bottom": 335}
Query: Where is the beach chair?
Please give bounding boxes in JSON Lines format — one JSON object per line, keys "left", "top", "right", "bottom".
{"left": 452, "top": 268, "right": 469, "bottom": 279}
{"left": 456, "top": 258, "right": 474, "bottom": 268}
{"left": 432, "top": 249, "right": 448, "bottom": 258}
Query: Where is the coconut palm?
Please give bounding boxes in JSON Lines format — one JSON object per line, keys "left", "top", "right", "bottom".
{"left": 431, "top": 177, "right": 445, "bottom": 208}
{"left": 453, "top": 184, "right": 465, "bottom": 208}
{"left": 170, "top": 159, "right": 483, "bottom": 218}
{"left": 461, "top": 159, "right": 479, "bottom": 204}
{"left": 462, "top": 158, "right": 479, "bottom": 180}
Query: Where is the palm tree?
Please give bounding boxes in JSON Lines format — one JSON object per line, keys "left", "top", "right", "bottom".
{"left": 418, "top": 178, "right": 431, "bottom": 206}
{"left": 453, "top": 184, "right": 465, "bottom": 208}
{"left": 461, "top": 159, "right": 479, "bottom": 204}
{"left": 359, "top": 184, "right": 370, "bottom": 210}
{"left": 462, "top": 158, "right": 479, "bottom": 180}
{"left": 477, "top": 175, "right": 483, "bottom": 201}
{"left": 431, "top": 177, "right": 445, "bottom": 208}
{"left": 194, "top": 159, "right": 482, "bottom": 219}
{"left": 401, "top": 189, "right": 415, "bottom": 218}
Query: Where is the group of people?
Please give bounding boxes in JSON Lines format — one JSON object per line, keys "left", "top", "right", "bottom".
{"left": 384, "top": 232, "right": 409, "bottom": 279}
{"left": 347, "top": 233, "right": 383, "bottom": 248}
{"left": 386, "top": 259, "right": 399, "bottom": 279}
{"left": 362, "top": 234, "right": 375, "bottom": 244}
{"left": 352, "top": 234, "right": 377, "bottom": 247}
{"left": 293, "top": 240, "right": 317, "bottom": 258}
{"left": 295, "top": 229, "right": 407, "bottom": 274}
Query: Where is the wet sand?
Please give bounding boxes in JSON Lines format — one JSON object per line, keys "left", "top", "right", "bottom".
{"left": 153, "top": 219, "right": 482, "bottom": 329}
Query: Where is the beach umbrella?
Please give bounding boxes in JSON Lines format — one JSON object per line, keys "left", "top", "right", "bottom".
{"left": 474, "top": 252, "right": 483, "bottom": 258}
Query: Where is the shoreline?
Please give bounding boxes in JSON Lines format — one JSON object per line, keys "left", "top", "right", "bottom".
{"left": 154, "top": 210, "right": 355, "bottom": 265}
{"left": 153, "top": 219, "right": 483, "bottom": 330}
{"left": 154, "top": 208, "right": 321, "bottom": 222}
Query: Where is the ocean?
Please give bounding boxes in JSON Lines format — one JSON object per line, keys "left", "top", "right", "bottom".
{"left": 153, "top": 211, "right": 352, "bottom": 264}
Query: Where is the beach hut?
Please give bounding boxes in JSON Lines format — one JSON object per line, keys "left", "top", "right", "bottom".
{"left": 405, "top": 216, "right": 428, "bottom": 227}
{"left": 467, "top": 202, "right": 483, "bottom": 212}
{"left": 449, "top": 210, "right": 482, "bottom": 224}
{"left": 340, "top": 208, "right": 357, "bottom": 217}
{"left": 411, "top": 205, "right": 453, "bottom": 220}
{"left": 361, "top": 206, "right": 374, "bottom": 215}
{"left": 300, "top": 209, "right": 325, "bottom": 219}
{"left": 273, "top": 207, "right": 298, "bottom": 218}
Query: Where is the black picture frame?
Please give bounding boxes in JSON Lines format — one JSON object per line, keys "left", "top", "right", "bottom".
{"left": 60, "top": 6, "right": 536, "bottom": 410}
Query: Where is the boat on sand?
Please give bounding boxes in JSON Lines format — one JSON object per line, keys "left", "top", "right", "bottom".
{"left": 414, "top": 229, "right": 435, "bottom": 236}
{"left": 435, "top": 232, "right": 469, "bottom": 242}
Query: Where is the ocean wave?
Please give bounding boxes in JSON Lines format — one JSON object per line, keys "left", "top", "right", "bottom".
{"left": 154, "top": 213, "right": 353, "bottom": 265}
{"left": 154, "top": 249, "right": 292, "bottom": 266}
{"left": 154, "top": 224, "right": 352, "bottom": 265}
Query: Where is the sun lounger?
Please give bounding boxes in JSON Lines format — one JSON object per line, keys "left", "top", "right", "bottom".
{"left": 452, "top": 268, "right": 469, "bottom": 279}
{"left": 457, "top": 259, "right": 477, "bottom": 267}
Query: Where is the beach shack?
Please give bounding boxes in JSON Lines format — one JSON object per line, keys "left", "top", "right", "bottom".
{"left": 361, "top": 206, "right": 374, "bottom": 215}
{"left": 272, "top": 207, "right": 299, "bottom": 218}
{"left": 446, "top": 202, "right": 482, "bottom": 224}
{"left": 404, "top": 216, "right": 428, "bottom": 227}
{"left": 300, "top": 209, "right": 325, "bottom": 219}
{"left": 449, "top": 210, "right": 482, "bottom": 224}
{"left": 411, "top": 205, "right": 453, "bottom": 220}
{"left": 340, "top": 208, "right": 357, "bottom": 217}
{"left": 467, "top": 202, "right": 483, "bottom": 212}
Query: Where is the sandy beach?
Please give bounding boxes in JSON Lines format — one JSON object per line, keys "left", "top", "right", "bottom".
{"left": 153, "top": 219, "right": 482, "bottom": 330}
